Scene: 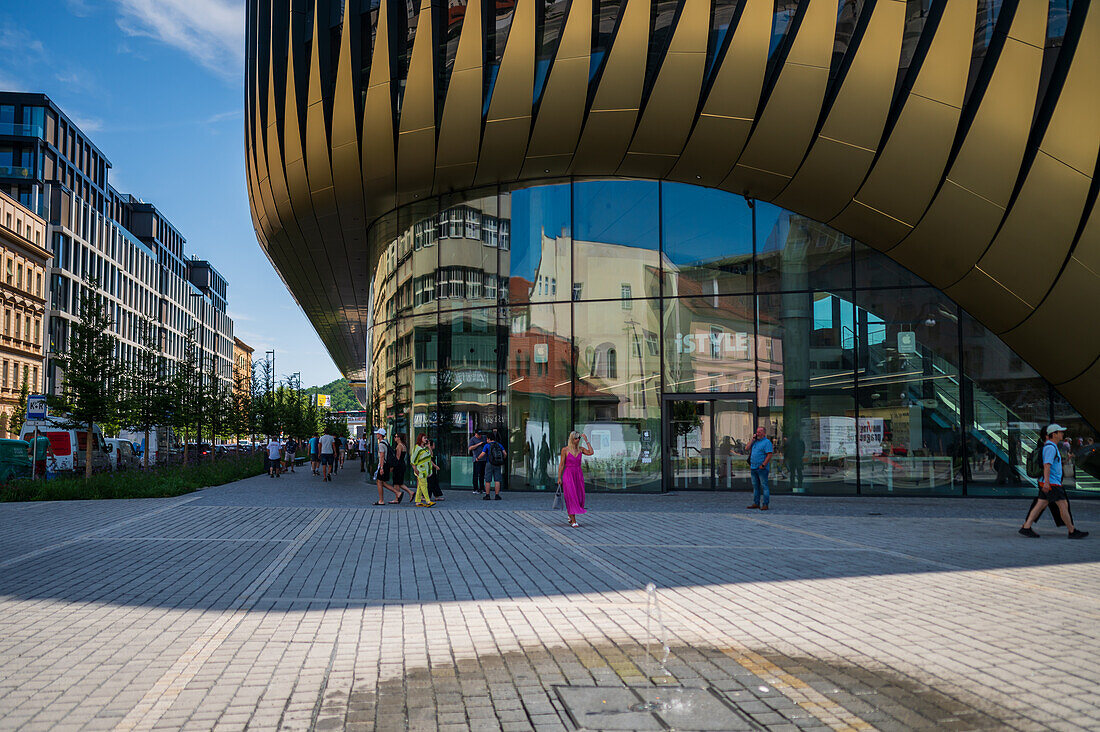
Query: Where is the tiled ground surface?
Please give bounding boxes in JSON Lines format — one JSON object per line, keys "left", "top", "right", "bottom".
{"left": 1, "top": 465, "right": 1098, "bottom": 731}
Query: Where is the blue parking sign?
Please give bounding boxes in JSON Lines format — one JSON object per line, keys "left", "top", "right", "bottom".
{"left": 27, "top": 395, "right": 47, "bottom": 421}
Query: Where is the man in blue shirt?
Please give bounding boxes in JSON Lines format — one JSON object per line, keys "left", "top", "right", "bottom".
{"left": 747, "top": 426, "right": 774, "bottom": 511}
{"left": 1020, "top": 425, "right": 1088, "bottom": 539}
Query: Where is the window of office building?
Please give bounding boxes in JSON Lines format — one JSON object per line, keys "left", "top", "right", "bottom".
{"left": 573, "top": 180, "right": 659, "bottom": 301}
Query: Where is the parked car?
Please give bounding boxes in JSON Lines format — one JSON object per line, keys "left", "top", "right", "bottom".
{"left": 0, "top": 438, "right": 32, "bottom": 482}
{"left": 19, "top": 418, "right": 111, "bottom": 474}
{"left": 105, "top": 438, "right": 140, "bottom": 471}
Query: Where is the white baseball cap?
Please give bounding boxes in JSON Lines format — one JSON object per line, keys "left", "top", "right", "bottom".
{"left": 374, "top": 427, "right": 386, "bottom": 437}
{"left": 1046, "top": 424, "right": 1067, "bottom": 434}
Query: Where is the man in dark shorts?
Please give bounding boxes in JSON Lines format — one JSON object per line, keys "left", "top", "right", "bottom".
{"left": 319, "top": 429, "right": 336, "bottom": 482}
{"left": 1021, "top": 424, "right": 1088, "bottom": 539}
{"left": 469, "top": 429, "right": 487, "bottom": 494}
{"left": 373, "top": 427, "right": 394, "bottom": 505}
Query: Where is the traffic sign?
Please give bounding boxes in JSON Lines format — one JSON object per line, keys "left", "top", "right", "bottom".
{"left": 27, "top": 395, "right": 47, "bottom": 421}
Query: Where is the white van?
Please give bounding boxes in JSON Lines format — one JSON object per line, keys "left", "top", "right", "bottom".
{"left": 105, "top": 438, "right": 140, "bottom": 471}
{"left": 19, "top": 417, "right": 112, "bottom": 474}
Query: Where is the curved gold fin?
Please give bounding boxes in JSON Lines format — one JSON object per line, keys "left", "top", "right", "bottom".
{"left": 667, "top": 0, "right": 771, "bottom": 186}
{"left": 774, "top": 0, "right": 906, "bottom": 221}
{"left": 397, "top": 0, "right": 439, "bottom": 204}
{"left": 571, "top": 0, "right": 651, "bottom": 175}
{"left": 830, "top": 0, "right": 978, "bottom": 247}
{"left": 331, "top": 0, "right": 367, "bottom": 239}
{"left": 522, "top": 0, "right": 592, "bottom": 179}
{"left": 362, "top": 0, "right": 397, "bottom": 217}
{"left": 618, "top": 0, "right": 709, "bottom": 179}
{"left": 948, "top": 1, "right": 1099, "bottom": 334}
{"left": 476, "top": 0, "right": 537, "bottom": 185}
{"left": 722, "top": 0, "right": 836, "bottom": 200}
{"left": 890, "top": 0, "right": 1047, "bottom": 286}
{"left": 435, "top": 0, "right": 485, "bottom": 193}
{"left": 306, "top": 0, "right": 337, "bottom": 220}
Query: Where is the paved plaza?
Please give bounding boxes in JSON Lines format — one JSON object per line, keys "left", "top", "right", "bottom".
{"left": 1, "top": 466, "right": 1099, "bottom": 731}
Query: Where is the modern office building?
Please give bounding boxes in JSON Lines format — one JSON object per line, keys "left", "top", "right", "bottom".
{"left": 0, "top": 92, "right": 236, "bottom": 392}
{"left": 247, "top": 1, "right": 1098, "bottom": 496}
{"left": 0, "top": 190, "right": 49, "bottom": 436}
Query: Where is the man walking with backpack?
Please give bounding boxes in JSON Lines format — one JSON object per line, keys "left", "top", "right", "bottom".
{"left": 372, "top": 427, "right": 397, "bottom": 505}
{"left": 1020, "top": 424, "right": 1088, "bottom": 539}
{"left": 284, "top": 436, "right": 298, "bottom": 473}
{"left": 478, "top": 430, "right": 507, "bottom": 500}
{"left": 469, "top": 429, "right": 487, "bottom": 494}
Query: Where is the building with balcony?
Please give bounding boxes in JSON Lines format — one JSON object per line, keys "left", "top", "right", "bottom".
{"left": 247, "top": 1, "right": 1098, "bottom": 497}
{"left": 0, "top": 190, "right": 49, "bottom": 436}
{"left": 0, "top": 92, "right": 236, "bottom": 393}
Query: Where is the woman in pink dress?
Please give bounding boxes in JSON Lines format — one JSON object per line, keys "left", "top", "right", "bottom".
{"left": 557, "top": 431, "right": 593, "bottom": 528}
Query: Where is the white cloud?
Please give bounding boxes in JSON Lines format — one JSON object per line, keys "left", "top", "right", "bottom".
{"left": 112, "top": 0, "right": 244, "bottom": 81}
{"left": 65, "top": 0, "right": 96, "bottom": 18}
{"left": 69, "top": 114, "right": 104, "bottom": 133}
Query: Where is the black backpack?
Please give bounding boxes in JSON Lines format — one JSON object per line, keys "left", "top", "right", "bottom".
{"left": 1025, "top": 442, "right": 1046, "bottom": 479}
{"left": 488, "top": 441, "right": 505, "bottom": 466}
{"left": 382, "top": 441, "right": 399, "bottom": 471}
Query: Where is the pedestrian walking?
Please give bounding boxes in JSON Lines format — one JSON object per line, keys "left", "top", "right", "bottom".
{"left": 338, "top": 435, "right": 347, "bottom": 471}
{"left": 411, "top": 434, "right": 436, "bottom": 507}
{"left": 389, "top": 433, "right": 414, "bottom": 503}
{"left": 469, "top": 429, "right": 487, "bottom": 494}
{"left": 284, "top": 436, "right": 298, "bottom": 473}
{"left": 557, "top": 431, "right": 593, "bottom": 528}
{"left": 747, "top": 426, "right": 773, "bottom": 510}
{"left": 478, "top": 430, "right": 507, "bottom": 500}
{"left": 331, "top": 435, "right": 341, "bottom": 475}
{"left": 359, "top": 434, "right": 368, "bottom": 472}
{"left": 373, "top": 427, "right": 397, "bottom": 505}
{"left": 266, "top": 435, "right": 282, "bottom": 478}
{"left": 309, "top": 432, "right": 320, "bottom": 475}
{"left": 427, "top": 439, "right": 444, "bottom": 501}
{"left": 319, "top": 428, "right": 336, "bottom": 482}
{"left": 1020, "top": 424, "right": 1088, "bottom": 539}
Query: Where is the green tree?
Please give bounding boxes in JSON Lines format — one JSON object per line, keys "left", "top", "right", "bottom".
{"left": 125, "top": 318, "right": 169, "bottom": 469}
{"left": 9, "top": 378, "right": 30, "bottom": 436}
{"left": 167, "top": 332, "right": 201, "bottom": 465}
{"left": 51, "top": 278, "right": 124, "bottom": 478}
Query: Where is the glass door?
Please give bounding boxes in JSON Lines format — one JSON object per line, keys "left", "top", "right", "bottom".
{"left": 664, "top": 396, "right": 755, "bottom": 490}
{"left": 667, "top": 400, "right": 709, "bottom": 490}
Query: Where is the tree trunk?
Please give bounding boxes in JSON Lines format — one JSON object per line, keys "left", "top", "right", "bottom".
{"left": 85, "top": 423, "right": 93, "bottom": 479}
{"left": 144, "top": 428, "right": 150, "bottom": 469}
{"left": 182, "top": 429, "right": 189, "bottom": 466}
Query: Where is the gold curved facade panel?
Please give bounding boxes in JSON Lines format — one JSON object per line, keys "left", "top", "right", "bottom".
{"left": 723, "top": 0, "right": 836, "bottom": 199}
{"left": 476, "top": 0, "right": 536, "bottom": 185}
{"left": 774, "top": 0, "right": 906, "bottom": 222}
{"left": 435, "top": 0, "right": 484, "bottom": 192}
{"left": 570, "top": 0, "right": 650, "bottom": 175}
{"left": 889, "top": 0, "right": 1047, "bottom": 287}
{"left": 246, "top": 0, "right": 1100, "bottom": 421}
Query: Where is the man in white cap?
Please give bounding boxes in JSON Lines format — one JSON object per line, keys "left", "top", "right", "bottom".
{"left": 1020, "top": 424, "right": 1088, "bottom": 539}
{"left": 372, "top": 427, "right": 395, "bottom": 506}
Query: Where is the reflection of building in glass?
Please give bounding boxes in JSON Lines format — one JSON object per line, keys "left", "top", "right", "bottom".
{"left": 250, "top": 2, "right": 1099, "bottom": 498}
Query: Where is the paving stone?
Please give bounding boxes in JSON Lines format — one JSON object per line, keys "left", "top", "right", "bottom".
{"left": 0, "top": 473, "right": 1097, "bottom": 731}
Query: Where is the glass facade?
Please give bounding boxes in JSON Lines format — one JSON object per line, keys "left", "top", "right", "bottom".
{"left": 367, "top": 179, "right": 1099, "bottom": 498}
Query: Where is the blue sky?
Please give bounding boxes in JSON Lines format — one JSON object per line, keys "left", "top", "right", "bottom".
{"left": 0, "top": 0, "right": 344, "bottom": 387}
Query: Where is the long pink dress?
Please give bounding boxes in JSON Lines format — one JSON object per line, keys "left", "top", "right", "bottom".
{"left": 562, "top": 450, "right": 587, "bottom": 515}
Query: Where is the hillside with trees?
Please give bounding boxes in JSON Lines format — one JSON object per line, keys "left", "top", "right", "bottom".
{"left": 303, "top": 378, "right": 360, "bottom": 411}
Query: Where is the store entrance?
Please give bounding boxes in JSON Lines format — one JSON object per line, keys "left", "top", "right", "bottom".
{"left": 663, "top": 395, "right": 755, "bottom": 491}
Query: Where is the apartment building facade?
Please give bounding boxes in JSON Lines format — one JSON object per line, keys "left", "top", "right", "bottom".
{"left": 0, "top": 190, "right": 49, "bottom": 436}
{"left": 0, "top": 92, "right": 235, "bottom": 394}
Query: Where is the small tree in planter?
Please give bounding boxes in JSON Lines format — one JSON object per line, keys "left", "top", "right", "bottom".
{"left": 51, "top": 278, "right": 123, "bottom": 478}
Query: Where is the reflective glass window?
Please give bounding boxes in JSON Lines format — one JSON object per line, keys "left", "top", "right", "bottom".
{"left": 507, "top": 303, "right": 571, "bottom": 491}
{"left": 960, "top": 310, "right": 1050, "bottom": 496}
{"left": 663, "top": 295, "right": 755, "bottom": 394}
{"left": 661, "top": 182, "right": 752, "bottom": 296}
{"left": 439, "top": 190, "right": 500, "bottom": 311}
{"left": 574, "top": 299, "right": 662, "bottom": 491}
{"left": 757, "top": 291, "right": 858, "bottom": 495}
{"left": 573, "top": 180, "right": 659, "bottom": 301}
{"left": 506, "top": 182, "right": 570, "bottom": 303}
{"left": 855, "top": 289, "right": 961, "bottom": 495}
{"left": 1052, "top": 391, "right": 1099, "bottom": 495}
{"left": 437, "top": 307, "right": 506, "bottom": 488}
{"left": 756, "top": 203, "right": 852, "bottom": 292}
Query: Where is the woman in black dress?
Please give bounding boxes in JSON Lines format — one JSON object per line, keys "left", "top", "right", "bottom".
{"left": 427, "top": 438, "right": 444, "bottom": 501}
{"left": 389, "top": 433, "right": 415, "bottom": 503}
